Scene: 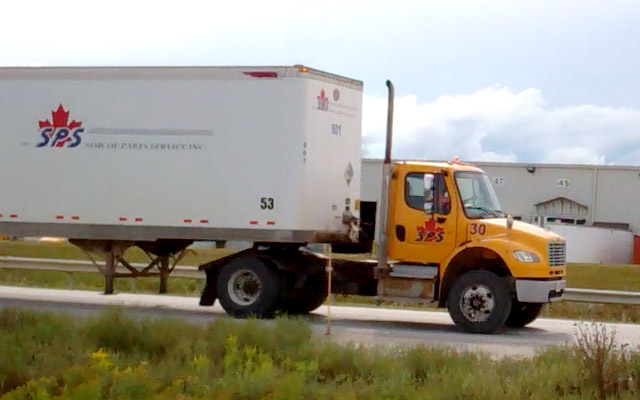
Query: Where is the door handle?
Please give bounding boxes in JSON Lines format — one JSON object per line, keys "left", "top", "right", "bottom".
{"left": 395, "top": 225, "right": 406, "bottom": 242}
{"left": 437, "top": 217, "right": 447, "bottom": 223}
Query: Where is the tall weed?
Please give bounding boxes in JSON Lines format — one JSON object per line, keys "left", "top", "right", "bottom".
{"left": 1, "top": 308, "right": 640, "bottom": 399}
{"left": 574, "top": 322, "right": 635, "bottom": 399}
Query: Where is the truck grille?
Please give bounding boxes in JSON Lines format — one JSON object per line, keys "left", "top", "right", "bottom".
{"left": 548, "top": 242, "right": 566, "bottom": 266}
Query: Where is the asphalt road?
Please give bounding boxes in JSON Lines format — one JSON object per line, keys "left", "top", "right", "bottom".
{"left": 1, "top": 285, "right": 638, "bottom": 357}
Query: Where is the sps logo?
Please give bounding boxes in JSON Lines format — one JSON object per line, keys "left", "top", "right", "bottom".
{"left": 37, "top": 104, "right": 84, "bottom": 148}
{"left": 416, "top": 218, "right": 445, "bottom": 243}
{"left": 316, "top": 89, "right": 329, "bottom": 111}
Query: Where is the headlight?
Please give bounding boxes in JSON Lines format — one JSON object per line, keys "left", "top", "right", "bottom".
{"left": 513, "top": 250, "right": 540, "bottom": 263}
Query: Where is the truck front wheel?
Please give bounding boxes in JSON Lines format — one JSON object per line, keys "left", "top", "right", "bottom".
{"left": 505, "top": 301, "right": 544, "bottom": 328}
{"left": 216, "top": 257, "right": 281, "bottom": 318}
{"left": 447, "top": 270, "right": 512, "bottom": 334}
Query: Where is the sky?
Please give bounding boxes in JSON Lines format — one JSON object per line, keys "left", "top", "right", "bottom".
{"left": 2, "top": 0, "right": 639, "bottom": 165}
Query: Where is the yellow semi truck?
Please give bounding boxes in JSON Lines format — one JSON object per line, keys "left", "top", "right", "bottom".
{"left": 365, "top": 159, "right": 566, "bottom": 332}
{"left": 0, "top": 66, "right": 565, "bottom": 333}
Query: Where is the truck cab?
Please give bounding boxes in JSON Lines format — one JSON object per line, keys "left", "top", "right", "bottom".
{"left": 376, "top": 160, "right": 566, "bottom": 332}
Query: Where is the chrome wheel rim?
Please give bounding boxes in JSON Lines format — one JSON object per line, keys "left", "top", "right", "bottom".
{"left": 227, "top": 269, "right": 261, "bottom": 306}
{"left": 459, "top": 284, "right": 495, "bottom": 323}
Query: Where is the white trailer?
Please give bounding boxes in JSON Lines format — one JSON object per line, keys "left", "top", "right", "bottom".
{"left": 0, "top": 65, "right": 363, "bottom": 295}
{"left": 0, "top": 66, "right": 362, "bottom": 243}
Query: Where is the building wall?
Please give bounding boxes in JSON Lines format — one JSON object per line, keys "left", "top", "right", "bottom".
{"left": 361, "top": 159, "right": 385, "bottom": 203}
{"left": 362, "top": 159, "right": 640, "bottom": 234}
{"left": 477, "top": 164, "right": 595, "bottom": 223}
{"left": 593, "top": 169, "right": 640, "bottom": 230}
{"left": 546, "top": 224, "right": 633, "bottom": 264}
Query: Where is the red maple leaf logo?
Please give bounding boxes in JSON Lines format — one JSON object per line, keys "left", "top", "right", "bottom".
{"left": 317, "top": 89, "right": 329, "bottom": 111}
{"left": 417, "top": 218, "right": 445, "bottom": 242}
{"left": 39, "top": 104, "right": 82, "bottom": 130}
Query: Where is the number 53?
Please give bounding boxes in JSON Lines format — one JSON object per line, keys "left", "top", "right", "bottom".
{"left": 260, "top": 197, "right": 274, "bottom": 210}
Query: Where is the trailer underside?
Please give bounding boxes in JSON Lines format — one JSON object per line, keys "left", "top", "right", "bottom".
{"left": 0, "top": 222, "right": 350, "bottom": 243}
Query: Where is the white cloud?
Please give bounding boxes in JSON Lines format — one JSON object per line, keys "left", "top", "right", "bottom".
{"left": 362, "top": 87, "right": 640, "bottom": 165}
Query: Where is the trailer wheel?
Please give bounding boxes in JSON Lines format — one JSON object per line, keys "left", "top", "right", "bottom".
{"left": 216, "top": 257, "right": 281, "bottom": 318}
{"left": 447, "top": 270, "right": 511, "bottom": 334}
{"left": 505, "top": 301, "right": 544, "bottom": 328}
{"left": 280, "top": 273, "right": 328, "bottom": 315}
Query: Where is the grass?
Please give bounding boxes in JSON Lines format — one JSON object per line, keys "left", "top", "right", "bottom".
{"left": 566, "top": 263, "right": 640, "bottom": 291}
{"left": 1, "top": 240, "right": 640, "bottom": 323}
{"left": 1, "top": 308, "right": 640, "bottom": 399}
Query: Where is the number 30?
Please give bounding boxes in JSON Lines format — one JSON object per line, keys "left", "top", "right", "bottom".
{"left": 470, "top": 223, "right": 486, "bottom": 235}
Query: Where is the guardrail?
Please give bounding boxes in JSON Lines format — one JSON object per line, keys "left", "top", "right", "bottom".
{"left": 1, "top": 256, "right": 639, "bottom": 305}
{"left": 563, "top": 288, "right": 640, "bottom": 305}
{"left": 0, "top": 256, "right": 202, "bottom": 279}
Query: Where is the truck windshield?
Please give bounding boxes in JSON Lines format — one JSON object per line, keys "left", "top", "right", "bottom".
{"left": 454, "top": 172, "right": 504, "bottom": 219}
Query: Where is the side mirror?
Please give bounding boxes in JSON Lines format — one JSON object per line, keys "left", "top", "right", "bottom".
{"left": 423, "top": 173, "right": 435, "bottom": 214}
{"left": 507, "top": 214, "right": 514, "bottom": 230}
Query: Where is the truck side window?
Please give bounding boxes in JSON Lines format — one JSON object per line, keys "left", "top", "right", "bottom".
{"left": 405, "top": 173, "right": 451, "bottom": 215}
{"left": 433, "top": 174, "right": 451, "bottom": 215}
{"left": 405, "top": 173, "right": 426, "bottom": 210}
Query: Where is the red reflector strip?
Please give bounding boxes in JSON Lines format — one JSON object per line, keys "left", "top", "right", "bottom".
{"left": 10, "top": 214, "right": 18, "bottom": 219}
{"left": 250, "top": 221, "right": 259, "bottom": 225}
{"left": 243, "top": 71, "right": 278, "bottom": 78}
{"left": 267, "top": 221, "right": 276, "bottom": 225}
{"left": 200, "top": 219, "right": 209, "bottom": 224}
{"left": 184, "top": 219, "right": 192, "bottom": 223}
{"left": 56, "top": 215, "right": 64, "bottom": 220}
{"left": 119, "top": 217, "right": 127, "bottom": 222}
{"left": 71, "top": 216, "right": 79, "bottom": 220}
{"left": 135, "top": 217, "right": 143, "bottom": 222}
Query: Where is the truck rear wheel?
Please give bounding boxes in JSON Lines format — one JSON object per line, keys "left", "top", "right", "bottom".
{"left": 216, "top": 257, "right": 281, "bottom": 318}
{"left": 505, "top": 301, "right": 544, "bottom": 328}
{"left": 447, "top": 270, "right": 511, "bottom": 334}
{"left": 279, "top": 273, "right": 328, "bottom": 315}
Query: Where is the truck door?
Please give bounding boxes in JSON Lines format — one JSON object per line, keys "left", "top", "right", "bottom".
{"left": 388, "top": 170, "right": 457, "bottom": 264}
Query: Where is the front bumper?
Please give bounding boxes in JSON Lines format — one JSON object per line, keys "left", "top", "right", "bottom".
{"left": 516, "top": 279, "right": 566, "bottom": 303}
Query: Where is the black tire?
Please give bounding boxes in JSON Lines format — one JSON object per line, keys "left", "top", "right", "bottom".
{"left": 505, "top": 301, "right": 544, "bottom": 328}
{"left": 447, "top": 270, "right": 512, "bottom": 334}
{"left": 279, "top": 273, "right": 328, "bottom": 315}
{"left": 216, "top": 256, "right": 281, "bottom": 318}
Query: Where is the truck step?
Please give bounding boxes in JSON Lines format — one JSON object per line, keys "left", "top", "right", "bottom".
{"left": 389, "top": 264, "right": 438, "bottom": 280}
{"left": 377, "top": 296, "right": 437, "bottom": 305}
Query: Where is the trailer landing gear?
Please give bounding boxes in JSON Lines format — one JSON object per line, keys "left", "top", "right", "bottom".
{"left": 70, "top": 239, "right": 192, "bottom": 295}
